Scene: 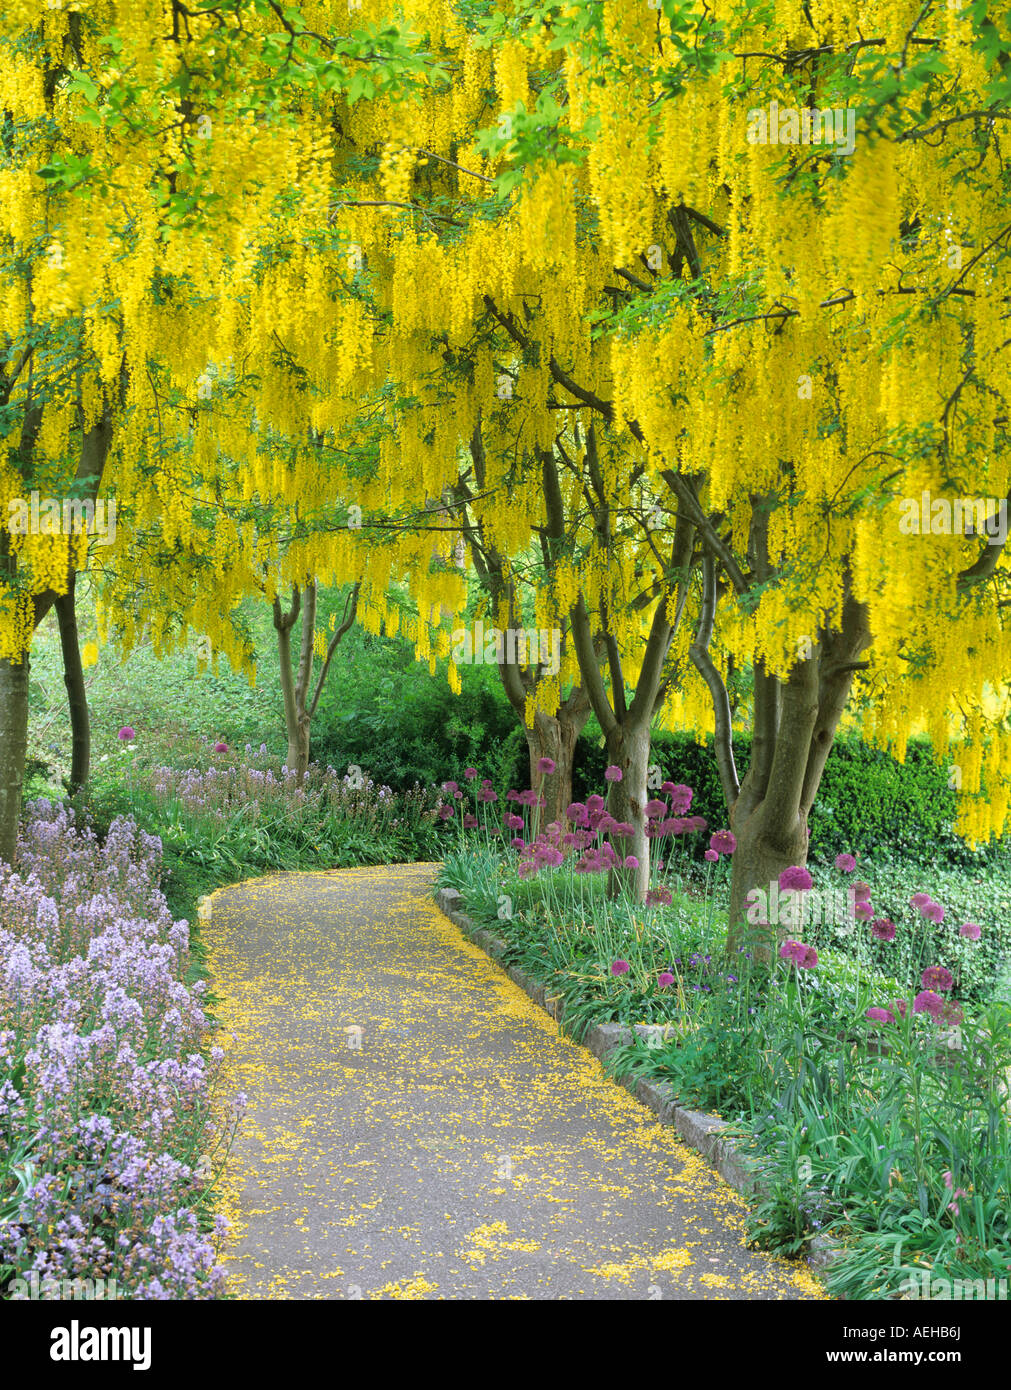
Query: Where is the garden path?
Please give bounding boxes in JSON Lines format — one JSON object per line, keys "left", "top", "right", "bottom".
{"left": 203, "top": 863, "right": 824, "bottom": 1301}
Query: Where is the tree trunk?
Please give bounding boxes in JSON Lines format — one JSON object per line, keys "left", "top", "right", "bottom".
{"left": 603, "top": 715, "right": 652, "bottom": 901}
{"left": 274, "top": 579, "right": 358, "bottom": 785}
{"left": 56, "top": 574, "right": 90, "bottom": 796}
{"left": 524, "top": 706, "right": 581, "bottom": 825}
{"left": 0, "top": 655, "right": 29, "bottom": 867}
{"left": 726, "top": 801, "right": 810, "bottom": 960}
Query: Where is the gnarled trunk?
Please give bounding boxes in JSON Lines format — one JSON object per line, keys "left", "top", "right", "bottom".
{"left": 726, "top": 800, "right": 810, "bottom": 960}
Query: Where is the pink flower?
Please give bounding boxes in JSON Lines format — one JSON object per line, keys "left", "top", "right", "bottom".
{"left": 779, "top": 939, "right": 804, "bottom": 963}
{"left": 910, "top": 892, "right": 932, "bottom": 909}
{"left": 611, "top": 960, "right": 630, "bottom": 976}
{"left": 624, "top": 855, "right": 639, "bottom": 869}
{"left": 871, "top": 918, "right": 896, "bottom": 942}
{"left": 894, "top": 998, "right": 909, "bottom": 1019}
{"left": 709, "top": 829, "right": 736, "bottom": 856}
{"left": 959, "top": 922, "right": 981, "bottom": 940}
{"left": 800, "top": 946, "right": 818, "bottom": 968}
{"left": 913, "top": 990, "right": 945, "bottom": 1019}
{"left": 646, "top": 886, "right": 672, "bottom": 906}
{"left": 854, "top": 902, "right": 873, "bottom": 920}
{"left": 866, "top": 1007, "right": 895, "bottom": 1023}
{"left": 921, "top": 964, "right": 954, "bottom": 993}
{"left": 645, "top": 799, "right": 667, "bottom": 818}
{"left": 117, "top": 726, "right": 136, "bottom": 741}
{"left": 537, "top": 757, "right": 556, "bottom": 775}
{"left": 704, "top": 849, "right": 719, "bottom": 862}
{"left": 657, "top": 972, "right": 675, "bottom": 987}
{"left": 604, "top": 765, "right": 623, "bottom": 782}
{"left": 464, "top": 767, "right": 478, "bottom": 780}
{"left": 853, "top": 881, "right": 872, "bottom": 902}
{"left": 463, "top": 814, "right": 478, "bottom": 828}
{"left": 778, "top": 866, "right": 813, "bottom": 892}
{"left": 834, "top": 853, "right": 857, "bottom": 872}
{"left": 442, "top": 780, "right": 459, "bottom": 794}
{"left": 213, "top": 741, "right": 228, "bottom": 753}
{"left": 923, "top": 902, "right": 945, "bottom": 923}
{"left": 586, "top": 794, "right": 605, "bottom": 814}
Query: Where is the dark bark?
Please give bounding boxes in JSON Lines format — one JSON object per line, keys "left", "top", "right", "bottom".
{"left": 56, "top": 573, "right": 90, "bottom": 795}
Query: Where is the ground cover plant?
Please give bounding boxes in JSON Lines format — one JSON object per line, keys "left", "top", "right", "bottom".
{"left": 436, "top": 759, "right": 1011, "bottom": 1302}
{"left": 0, "top": 801, "right": 242, "bottom": 1299}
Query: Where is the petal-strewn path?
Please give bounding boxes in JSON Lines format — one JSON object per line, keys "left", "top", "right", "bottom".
{"left": 203, "top": 864, "right": 825, "bottom": 1301}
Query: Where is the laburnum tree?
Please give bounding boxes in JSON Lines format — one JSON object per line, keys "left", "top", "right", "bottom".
{"left": 0, "top": 0, "right": 444, "bottom": 861}
{"left": 246, "top": 0, "right": 1011, "bottom": 950}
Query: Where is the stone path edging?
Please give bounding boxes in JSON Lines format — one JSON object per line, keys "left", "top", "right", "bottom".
{"left": 433, "top": 886, "right": 840, "bottom": 1278}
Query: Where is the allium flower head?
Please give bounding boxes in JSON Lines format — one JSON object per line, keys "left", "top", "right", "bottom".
{"left": 536, "top": 757, "right": 556, "bottom": 775}
{"left": 866, "top": 1007, "right": 895, "bottom": 1023}
{"left": 959, "top": 922, "right": 981, "bottom": 940}
{"left": 464, "top": 767, "right": 478, "bottom": 781}
{"left": 871, "top": 918, "right": 896, "bottom": 942}
{"left": 610, "top": 960, "right": 630, "bottom": 976}
{"left": 604, "top": 765, "right": 623, "bottom": 782}
{"left": 214, "top": 742, "right": 228, "bottom": 753}
{"left": 921, "top": 964, "right": 954, "bottom": 993}
{"left": 778, "top": 866, "right": 813, "bottom": 892}
{"left": 118, "top": 726, "right": 136, "bottom": 742}
{"left": 853, "top": 881, "right": 872, "bottom": 902}
{"left": 657, "top": 972, "right": 675, "bottom": 988}
{"left": 913, "top": 990, "right": 945, "bottom": 1019}
{"left": 910, "top": 892, "right": 932, "bottom": 909}
{"left": 704, "top": 849, "right": 719, "bottom": 862}
{"left": 923, "top": 902, "right": 945, "bottom": 923}
{"left": 834, "top": 853, "right": 857, "bottom": 873}
{"left": 709, "top": 829, "right": 736, "bottom": 856}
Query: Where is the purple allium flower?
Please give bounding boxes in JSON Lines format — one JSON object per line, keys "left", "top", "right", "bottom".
{"left": 779, "top": 939, "right": 805, "bottom": 963}
{"left": 604, "top": 765, "right": 622, "bottom": 782}
{"left": 657, "top": 972, "right": 675, "bottom": 987}
{"left": 442, "top": 780, "right": 459, "bottom": 794}
{"left": 910, "top": 892, "right": 932, "bottom": 909}
{"left": 504, "top": 813, "right": 524, "bottom": 830}
{"left": 118, "top": 727, "right": 136, "bottom": 741}
{"left": 871, "top": 918, "right": 896, "bottom": 942}
{"left": 853, "top": 881, "right": 872, "bottom": 902}
{"left": 854, "top": 902, "right": 873, "bottom": 920}
{"left": 624, "top": 855, "right": 639, "bottom": 869}
{"left": 921, "top": 964, "right": 954, "bottom": 993}
{"left": 923, "top": 902, "right": 945, "bottom": 923}
{"left": 913, "top": 990, "right": 945, "bottom": 1019}
{"left": 610, "top": 960, "right": 630, "bottom": 976}
{"left": 834, "top": 853, "right": 857, "bottom": 872}
{"left": 709, "top": 829, "right": 736, "bottom": 856}
{"left": 464, "top": 767, "right": 478, "bottom": 780}
{"left": 477, "top": 787, "right": 498, "bottom": 803}
{"left": 462, "top": 814, "right": 478, "bottom": 829}
{"left": 645, "top": 799, "right": 667, "bottom": 818}
{"left": 585, "top": 794, "right": 605, "bottom": 814}
{"left": 778, "top": 866, "right": 813, "bottom": 892}
{"left": 866, "top": 1007, "right": 895, "bottom": 1023}
{"left": 959, "top": 922, "right": 981, "bottom": 940}
{"left": 213, "top": 742, "right": 228, "bottom": 753}
{"left": 799, "top": 946, "right": 818, "bottom": 968}
{"left": 646, "top": 886, "right": 672, "bottom": 906}
{"left": 536, "top": 757, "right": 556, "bottom": 775}
{"left": 704, "top": 849, "right": 719, "bottom": 862}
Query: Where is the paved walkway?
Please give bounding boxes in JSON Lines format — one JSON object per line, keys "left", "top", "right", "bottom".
{"left": 203, "top": 864, "right": 825, "bottom": 1300}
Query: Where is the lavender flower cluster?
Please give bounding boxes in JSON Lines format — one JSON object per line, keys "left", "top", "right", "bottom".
{"left": 1, "top": 802, "right": 241, "bottom": 1300}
